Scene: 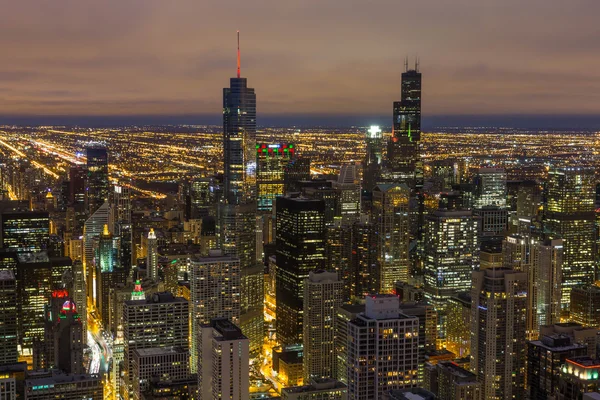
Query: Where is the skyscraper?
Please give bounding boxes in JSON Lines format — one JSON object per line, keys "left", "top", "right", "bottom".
{"left": 388, "top": 63, "right": 422, "bottom": 189}
{"left": 346, "top": 295, "right": 419, "bottom": 400}
{"left": 423, "top": 209, "right": 479, "bottom": 334}
{"left": 220, "top": 32, "right": 263, "bottom": 356}
{"left": 473, "top": 168, "right": 508, "bottom": 240}
{"left": 544, "top": 166, "right": 596, "bottom": 309}
{"left": 276, "top": 195, "right": 326, "bottom": 346}
{"left": 334, "top": 164, "right": 361, "bottom": 225}
{"left": 303, "top": 270, "right": 344, "bottom": 382}
{"left": 198, "top": 318, "right": 249, "bottom": 400}
{"left": 363, "top": 125, "right": 384, "bottom": 194}
{"left": 16, "top": 252, "right": 53, "bottom": 356}
{"left": 146, "top": 228, "right": 158, "bottom": 280}
{"left": 223, "top": 32, "right": 256, "bottom": 206}
{"left": 256, "top": 143, "right": 295, "bottom": 213}
{"left": 86, "top": 146, "right": 109, "bottom": 215}
{"left": 122, "top": 292, "right": 189, "bottom": 400}
{"left": 349, "top": 215, "right": 378, "bottom": 300}
{"left": 52, "top": 298, "right": 85, "bottom": 374}
{"left": 189, "top": 251, "right": 240, "bottom": 373}
{"left": 83, "top": 201, "right": 112, "bottom": 301}
{"left": 0, "top": 270, "right": 18, "bottom": 365}
{"left": 470, "top": 268, "right": 527, "bottom": 400}
{"left": 372, "top": 184, "right": 410, "bottom": 292}
{"left": 503, "top": 235, "right": 563, "bottom": 338}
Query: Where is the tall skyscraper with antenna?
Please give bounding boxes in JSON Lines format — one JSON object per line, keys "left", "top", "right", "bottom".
{"left": 388, "top": 59, "right": 422, "bottom": 188}
{"left": 223, "top": 31, "right": 257, "bottom": 205}
{"left": 220, "top": 31, "right": 263, "bottom": 356}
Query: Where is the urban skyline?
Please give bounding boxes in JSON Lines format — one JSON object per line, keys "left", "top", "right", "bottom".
{"left": 2, "top": 3, "right": 600, "bottom": 400}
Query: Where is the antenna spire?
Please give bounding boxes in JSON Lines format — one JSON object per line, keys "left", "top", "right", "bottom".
{"left": 237, "top": 30, "right": 241, "bottom": 78}
{"left": 415, "top": 55, "right": 420, "bottom": 72}
{"left": 404, "top": 56, "right": 408, "bottom": 73}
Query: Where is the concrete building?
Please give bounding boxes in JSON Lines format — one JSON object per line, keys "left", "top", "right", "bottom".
{"left": 425, "top": 361, "right": 481, "bottom": 400}
{"left": 131, "top": 347, "right": 191, "bottom": 400}
{"left": 347, "top": 295, "right": 419, "bottom": 400}
{"left": 303, "top": 270, "right": 344, "bottom": 382}
{"left": 24, "top": 371, "right": 102, "bottom": 400}
{"left": 198, "top": 318, "right": 249, "bottom": 400}
{"left": 189, "top": 251, "right": 240, "bottom": 373}
{"left": 470, "top": 268, "right": 527, "bottom": 400}
{"left": 122, "top": 292, "right": 189, "bottom": 400}
{"left": 527, "top": 333, "right": 588, "bottom": 400}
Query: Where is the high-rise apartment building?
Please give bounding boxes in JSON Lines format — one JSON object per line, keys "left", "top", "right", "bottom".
{"left": 198, "top": 318, "right": 249, "bottom": 400}
{"left": 276, "top": 195, "right": 326, "bottom": 346}
{"left": 189, "top": 251, "right": 240, "bottom": 373}
{"left": 303, "top": 270, "right": 344, "bottom": 382}
{"left": 284, "top": 157, "right": 311, "bottom": 195}
{"left": 346, "top": 295, "right": 419, "bottom": 400}
{"left": 544, "top": 166, "right": 596, "bottom": 309}
{"left": 122, "top": 292, "right": 189, "bottom": 400}
{"left": 425, "top": 361, "right": 481, "bottom": 400}
{"left": 503, "top": 234, "right": 563, "bottom": 338}
{"left": 527, "top": 333, "right": 587, "bottom": 400}
{"left": 131, "top": 347, "right": 191, "bottom": 400}
{"left": 334, "top": 304, "right": 364, "bottom": 384}
{"left": 372, "top": 184, "right": 411, "bottom": 292}
{"left": 470, "top": 268, "right": 527, "bottom": 400}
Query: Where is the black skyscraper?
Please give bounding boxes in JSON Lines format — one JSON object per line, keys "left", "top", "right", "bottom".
{"left": 388, "top": 62, "right": 422, "bottom": 189}
{"left": 220, "top": 32, "right": 263, "bottom": 356}
{"left": 275, "top": 195, "right": 326, "bottom": 346}
{"left": 223, "top": 33, "right": 257, "bottom": 206}
{"left": 86, "top": 146, "right": 109, "bottom": 215}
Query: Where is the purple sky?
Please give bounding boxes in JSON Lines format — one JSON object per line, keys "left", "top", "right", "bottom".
{"left": 1, "top": 0, "right": 599, "bottom": 118}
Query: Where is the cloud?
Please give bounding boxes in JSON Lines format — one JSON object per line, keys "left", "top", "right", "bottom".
{"left": 0, "top": 0, "right": 599, "bottom": 118}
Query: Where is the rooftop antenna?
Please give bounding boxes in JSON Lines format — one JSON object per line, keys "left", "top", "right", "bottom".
{"left": 415, "top": 55, "right": 420, "bottom": 72}
{"left": 404, "top": 56, "right": 408, "bottom": 73}
{"left": 237, "top": 30, "right": 241, "bottom": 78}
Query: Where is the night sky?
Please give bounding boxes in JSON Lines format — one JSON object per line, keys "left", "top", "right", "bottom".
{"left": 1, "top": 1, "right": 599, "bottom": 125}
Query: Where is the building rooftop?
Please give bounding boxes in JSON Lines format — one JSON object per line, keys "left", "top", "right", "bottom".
{"left": 437, "top": 361, "right": 478, "bottom": 382}
{"left": 282, "top": 378, "right": 346, "bottom": 394}
{"left": 567, "top": 356, "right": 600, "bottom": 368}
{"left": 133, "top": 347, "right": 188, "bottom": 357}
{"left": 387, "top": 388, "right": 437, "bottom": 400}
{"left": 0, "top": 269, "right": 15, "bottom": 280}
{"left": 124, "top": 291, "right": 187, "bottom": 306}
{"left": 25, "top": 371, "right": 100, "bottom": 388}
